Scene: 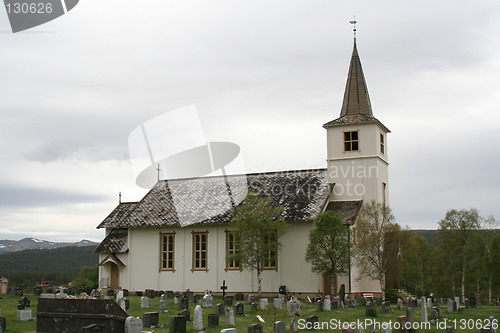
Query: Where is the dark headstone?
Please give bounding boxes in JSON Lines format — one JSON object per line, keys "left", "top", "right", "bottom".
{"left": 339, "top": 284, "right": 346, "bottom": 304}
{"left": 174, "top": 291, "right": 181, "bottom": 298}
{"left": 306, "top": 315, "right": 318, "bottom": 330}
{"left": 279, "top": 285, "right": 287, "bottom": 295}
{"left": 224, "top": 295, "right": 234, "bottom": 306}
{"left": 469, "top": 292, "right": 477, "bottom": 308}
{"left": 15, "top": 287, "right": 23, "bottom": 296}
{"left": 193, "top": 294, "right": 200, "bottom": 303}
{"left": 365, "top": 302, "right": 374, "bottom": 317}
{"left": 143, "top": 312, "right": 159, "bottom": 327}
{"left": 236, "top": 302, "right": 244, "bottom": 315}
{"left": 135, "top": 291, "right": 143, "bottom": 297}
{"left": 235, "top": 292, "right": 245, "bottom": 300}
{"left": 208, "top": 313, "right": 219, "bottom": 327}
{"left": 316, "top": 300, "right": 323, "bottom": 312}
{"left": 251, "top": 302, "right": 258, "bottom": 313}
{"left": 184, "top": 289, "right": 194, "bottom": 301}
{"left": 248, "top": 323, "right": 263, "bottom": 333}
{"left": 166, "top": 290, "right": 174, "bottom": 298}
{"left": 170, "top": 315, "right": 187, "bottom": 333}
{"left": 0, "top": 317, "right": 6, "bottom": 332}
{"left": 124, "top": 299, "right": 130, "bottom": 310}
{"left": 445, "top": 326, "right": 455, "bottom": 333}
{"left": 382, "top": 301, "right": 390, "bottom": 312}
{"left": 147, "top": 289, "right": 155, "bottom": 298}
{"left": 332, "top": 300, "right": 338, "bottom": 309}
{"left": 465, "top": 299, "right": 470, "bottom": 308}
{"left": 179, "top": 296, "right": 189, "bottom": 310}
{"left": 178, "top": 309, "right": 190, "bottom": 322}
{"left": 216, "top": 303, "right": 225, "bottom": 315}
{"left": 82, "top": 324, "right": 106, "bottom": 332}
{"left": 17, "top": 299, "right": 25, "bottom": 310}
{"left": 123, "top": 289, "right": 129, "bottom": 297}
{"left": 406, "top": 307, "right": 412, "bottom": 323}
{"left": 107, "top": 289, "right": 114, "bottom": 296}
{"left": 431, "top": 306, "right": 440, "bottom": 320}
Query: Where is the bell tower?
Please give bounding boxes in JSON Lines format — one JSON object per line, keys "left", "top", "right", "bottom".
{"left": 323, "top": 39, "right": 390, "bottom": 205}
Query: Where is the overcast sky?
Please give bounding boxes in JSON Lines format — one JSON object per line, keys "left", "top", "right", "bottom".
{"left": 0, "top": 0, "right": 499, "bottom": 242}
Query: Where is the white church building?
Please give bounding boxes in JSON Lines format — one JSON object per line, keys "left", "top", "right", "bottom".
{"left": 95, "top": 39, "right": 390, "bottom": 297}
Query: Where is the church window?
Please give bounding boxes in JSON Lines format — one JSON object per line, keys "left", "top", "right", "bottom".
{"left": 262, "top": 232, "right": 278, "bottom": 270}
{"left": 160, "top": 233, "right": 175, "bottom": 271}
{"left": 192, "top": 231, "right": 208, "bottom": 271}
{"left": 344, "top": 131, "right": 359, "bottom": 152}
{"left": 225, "top": 230, "right": 240, "bottom": 270}
{"left": 380, "top": 133, "right": 385, "bottom": 154}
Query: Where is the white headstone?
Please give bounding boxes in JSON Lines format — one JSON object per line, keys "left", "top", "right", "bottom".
{"left": 221, "top": 329, "right": 237, "bottom": 333}
{"left": 273, "top": 298, "right": 282, "bottom": 309}
{"left": 56, "top": 293, "right": 68, "bottom": 299}
{"left": 397, "top": 298, "right": 403, "bottom": 310}
{"left": 203, "top": 294, "right": 213, "bottom": 308}
{"left": 193, "top": 305, "right": 203, "bottom": 330}
{"left": 455, "top": 297, "right": 460, "bottom": 308}
{"left": 225, "top": 307, "right": 235, "bottom": 326}
{"left": 421, "top": 297, "right": 427, "bottom": 323}
{"left": 324, "top": 298, "right": 331, "bottom": 311}
{"left": 159, "top": 300, "right": 167, "bottom": 312}
{"left": 141, "top": 296, "right": 149, "bottom": 308}
{"left": 119, "top": 298, "right": 126, "bottom": 311}
{"left": 427, "top": 298, "right": 432, "bottom": 308}
{"left": 116, "top": 290, "right": 124, "bottom": 301}
{"left": 17, "top": 309, "right": 32, "bottom": 321}
{"left": 174, "top": 296, "right": 178, "bottom": 304}
{"left": 125, "top": 316, "right": 143, "bottom": 333}
{"left": 260, "top": 298, "right": 268, "bottom": 310}
{"left": 40, "top": 293, "right": 55, "bottom": 299}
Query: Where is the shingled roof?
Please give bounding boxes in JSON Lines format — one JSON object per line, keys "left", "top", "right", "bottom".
{"left": 94, "top": 228, "right": 128, "bottom": 253}
{"left": 97, "top": 169, "right": 334, "bottom": 229}
{"left": 325, "top": 200, "right": 363, "bottom": 226}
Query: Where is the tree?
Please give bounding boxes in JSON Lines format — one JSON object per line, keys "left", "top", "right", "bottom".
{"left": 227, "top": 193, "right": 287, "bottom": 297}
{"left": 70, "top": 265, "right": 98, "bottom": 292}
{"left": 305, "top": 211, "right": 350, "bottom": 297}
{"left": 352, "top": 201, "right": 397, "bottom": 300}
{"left": 437, "top": 208, "right": 480, "bottom": 303}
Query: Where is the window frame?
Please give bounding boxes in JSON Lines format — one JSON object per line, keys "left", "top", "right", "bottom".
{"left": 380, "top": 133, "right": 385, "bottom": 154}
{"left": 262, "top": 231, "right": 278, "bottom": 271}
{"left": 225, "top": 230, "right": 241, "bottom": 271}
{"left": 343, "top": 130, "right": 360, "bottom": 152}
{"left": 192, "top": 231, "right": 209, "bottom": 272}
{"left": 160, "top": 232, "right": 175, "bottom": 272}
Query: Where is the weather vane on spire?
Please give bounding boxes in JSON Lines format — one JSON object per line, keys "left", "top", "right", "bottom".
{"left": 349, "top": 16, "right": 357, "bottom": 39}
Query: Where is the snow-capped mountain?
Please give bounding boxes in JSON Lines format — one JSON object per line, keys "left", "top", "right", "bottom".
{"left": 0, "top": 238, "right": 99, "bottom": 254}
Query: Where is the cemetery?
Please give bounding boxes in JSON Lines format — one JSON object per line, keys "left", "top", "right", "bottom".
{"left": 0, "top": 290, "right": 498, "bottom": 332}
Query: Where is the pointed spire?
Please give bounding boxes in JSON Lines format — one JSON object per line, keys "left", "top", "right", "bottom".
{"left": 339, "top": 39, "right": 373, "bottom": 117}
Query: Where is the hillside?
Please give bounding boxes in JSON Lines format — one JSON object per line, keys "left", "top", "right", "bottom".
{"left": 0, "top": 245, "right": 98, "bottom": 273}
{"left": 0, "top": 238, "right": 98, "bottom": 254}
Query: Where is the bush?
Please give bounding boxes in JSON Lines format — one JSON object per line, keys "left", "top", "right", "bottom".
{"left": 385, "top": 288, "right": 398, "bottom": 303}
{"left": 365, "top": 307, "right": 377, "bottom": 317}
{"left": 70, "top": 265, "right": 98, "bottom": 293}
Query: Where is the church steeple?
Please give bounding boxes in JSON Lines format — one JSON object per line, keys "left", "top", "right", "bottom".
{"left": 339, "top": 39, "right": 373, "bottom": 117}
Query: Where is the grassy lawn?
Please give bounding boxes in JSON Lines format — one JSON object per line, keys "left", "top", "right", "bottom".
{"left": 0, "top": 293, "right": 499, "bottom": 332}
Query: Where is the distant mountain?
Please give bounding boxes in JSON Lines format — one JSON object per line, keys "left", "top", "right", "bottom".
{"left": 0, "top": 245, "right": 98, "bottom": 273}
{"left": 0, "top": 238, "right": 99, "bottom": 255}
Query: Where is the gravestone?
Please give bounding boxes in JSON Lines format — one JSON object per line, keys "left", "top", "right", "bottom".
{"left": 454, "top": 297, "right": 460, "bottom": 308}
{"left": 287, "top": 299, "right": 300, "bottom": 316}
{"left": 119, "top": 298, "right": 126, "bottom": 311}
{"left": 489, "top": 316, "right": 496, "bottom": 333}
{"left": 141, "top": 297, "right": 148, "bottom": 309}
{"left": 248, "top": 324, "right": 263, "bottom": 333}
{"left": 290, "top": 317, "right": 298, "bottom": 331}
{"left": 278, "top": 293, "right": 285, "bottom": 302}
{"left": 316, "top": 300, "right": 323, "bottom": 312}
{"left": 396, "top": 316, "right": 406, "bottom": 333}
{"left": 382, "top": 301, "right": 390, "bottom": 313}
{"left": 0, "top": 317, "right": 5, "bottom": 333}
{"left": 123, "top": 289, "right": 129, "bottom": 297}
{"left": 161, "top": 294, "right": 167, "bottom": 301}
{"left": 251, "top": 302, "right": 258, "bottom": 313}
{"left": 453, "top": 301, "right": 458, "bottom": 312}
{"left": 465, "top": 299, "right": 470, "bottom": 308}
{"left": 203, "top": 294, "right": 213, "bottom": 308}
{"left": 225, "top": 307, "right": 235, "bottom": 326}
{"left": 16, "top": 309, "right": 31, "bottom": 321}
{"left": 306, "top": 315, "right": 318, "bottom": 330}
{"left": 216, "top": 303, "right": 225, "bottom": 315}
{"left": 421, "top": 297, "right": 427, "bottom": 323}
{"left": 339, "top": 284, "right": 346, "bottom": 304}
{"left": 159, "top": 300, "right": 167, "bottom": 312}
{"left": 147, "top": 289, "right": 155, "bottom": 298}
{"left": 406, "top": 307, "right": 412, "bottom": 323}
{"left": 274, "top": 298, "right": 282, "bottom": 309}
{"left": 324, "top": 298, "right": 331, "bottom": 311}
{"left": 143, "top": 312, "right": 159, "bottom": 327}
{"left": 208, "top": 313, "right": 219, "bottom": 326}
{"left": 469, "top": 293, "right": 477, "bottom": 308}
{"left": 125, "top": 299, "right": 130, "bottom": 310}
{"left": 427, "top": 298, "right": 432, "bottom": 308}
{"left": 274, "top": 321, "right": 286, "bottom": 333}
{"left": 260, "top": 298, "right": 268, "bottom": 310}
{"left": 381, "top": 322, "right": 392, "bottom": 333}
{"left": 180, "top": 296, "right": 189, "bottom": 310}
{"left": 397, "top": 298, "right": 403, "bottom": 310}
{"left": 116, "top": 290, "right": 124, "bottom": 301}
{"left": 193, "top": 294, "right": 200, "bottom": 304}
{"left": 125, "top": 316, "right": 143, "bottom": 333}
{"left": 332, "top": 300, "right": 338, "bottom": 309}
{"left": 174, "top": 297, "right": 178, "bottom": 304}
{"left": 365, "top": 302, "right": 374, "bottom": 316}
{"left": 447, "top": 299, "right": 454, "bottom": 313}
{"left": 135, "top": 291, "right": 143, "bottom": 297}
{"left": 56, "top": 293, "right": 68, "bottom": 299}
{"left": 236, "top": 302, "right": 244, "bottom": 315}
{"left": 193, "top": 305, "right": 203, "bottom": 331}
{"left": 431, "top": 306, "right": 440, "bottom": 320}
{"left": 224, "top": 296, "right": 234, "bottom": 306}
{"left": 445, "top": 327, "right": 455, "bottom": 333}
{"left": 170, "top": 315, "right": 187, "bottom": 333}
{"left": 221, "top": 329, "right": 237, "bottom": 333}
{"left": 166, "top": 290, "right": 174, "bottom": 298}
{"left": 178, "top": 309, "right": 190, "bottom": 322}
{"left": 235, "top": 292, "right": 244, "bottom": 300}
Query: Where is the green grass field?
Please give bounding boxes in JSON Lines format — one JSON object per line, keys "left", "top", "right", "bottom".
{"left": 0, "top": 293, "right": 499, "bottom": 332}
